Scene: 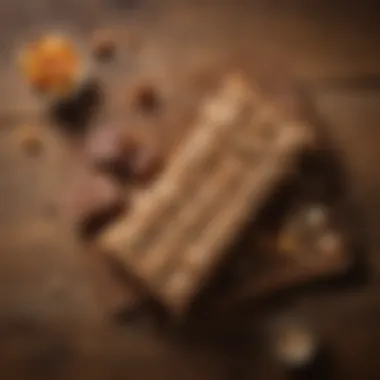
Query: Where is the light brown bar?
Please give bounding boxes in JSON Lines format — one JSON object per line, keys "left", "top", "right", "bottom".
{"left": 98, "top": 73, "right": 314, "bottom": 314}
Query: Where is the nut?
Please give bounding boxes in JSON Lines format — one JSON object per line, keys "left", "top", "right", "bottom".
{"left": 14, "top": 124, "right": 43, "bottom": 157}
{"left": 91, "top": 30, "right": 117, "bottom": 61}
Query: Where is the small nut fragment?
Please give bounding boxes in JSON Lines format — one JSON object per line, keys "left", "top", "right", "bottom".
{"left": 91, "top": 30, "right": 117, "bottom": 61}
{"left": 131, "top": 84, "right": 161, "bottom": 114}
{"left": 15, "top": 124, "right": 43, "bottom": 157}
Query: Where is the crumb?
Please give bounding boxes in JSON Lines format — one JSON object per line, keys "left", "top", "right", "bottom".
{"left": 131, "top": 84, "right": 161, "bottom": 114}
{"left": 15, "top": 124, "right": 43, "bottom": 157}
{"left": 274, "top": 320, "right": 318, "bottom": 368}
{"left": 91, "top": 30, "right": 117, "bottom": 61}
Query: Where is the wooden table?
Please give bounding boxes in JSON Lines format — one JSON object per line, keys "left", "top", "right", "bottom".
{"left": 0, "top": 0, "right": 379, "bottom": 378}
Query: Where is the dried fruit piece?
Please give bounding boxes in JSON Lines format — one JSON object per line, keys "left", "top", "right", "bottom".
{"left": 14, "top": 124, "right": 43, "bottom": 157}
{"left": 11, "top": 123, "right": 43, "bottom": 157}
{"left": 18, "top": 34, "right": 87, "bottom": 100}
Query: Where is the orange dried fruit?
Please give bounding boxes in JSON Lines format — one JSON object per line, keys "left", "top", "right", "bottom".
{"left": 18, "top": 34, "right": 87, "bottom": 99}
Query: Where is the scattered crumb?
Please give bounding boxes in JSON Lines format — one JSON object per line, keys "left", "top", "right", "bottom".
{"left": 130, "top": 84, "right": 161, "bottom": 114}
{"left": 15, "top": 124, "right": 43, "bottom": 157}
{"left": 91, "top": 30, "right": 117, "bottom": 61}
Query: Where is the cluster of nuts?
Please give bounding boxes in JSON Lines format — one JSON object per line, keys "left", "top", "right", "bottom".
{"left": 277, "top": 203, "right": 343, "bottom": 265}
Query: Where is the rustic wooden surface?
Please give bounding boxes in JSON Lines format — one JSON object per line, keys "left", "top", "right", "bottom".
{"left": 0, "top": 0, "right": 379, "bottom": 379}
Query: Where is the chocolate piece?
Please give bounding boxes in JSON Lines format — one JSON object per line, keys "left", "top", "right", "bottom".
{"left": 131, "top": 85, "right": 161, "bottom": 114}
{"left": 15, "top": 124, "right": 43, "bottom": 157}
{"left": 99, "top": 73, "right": 313, "bottom": 314}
